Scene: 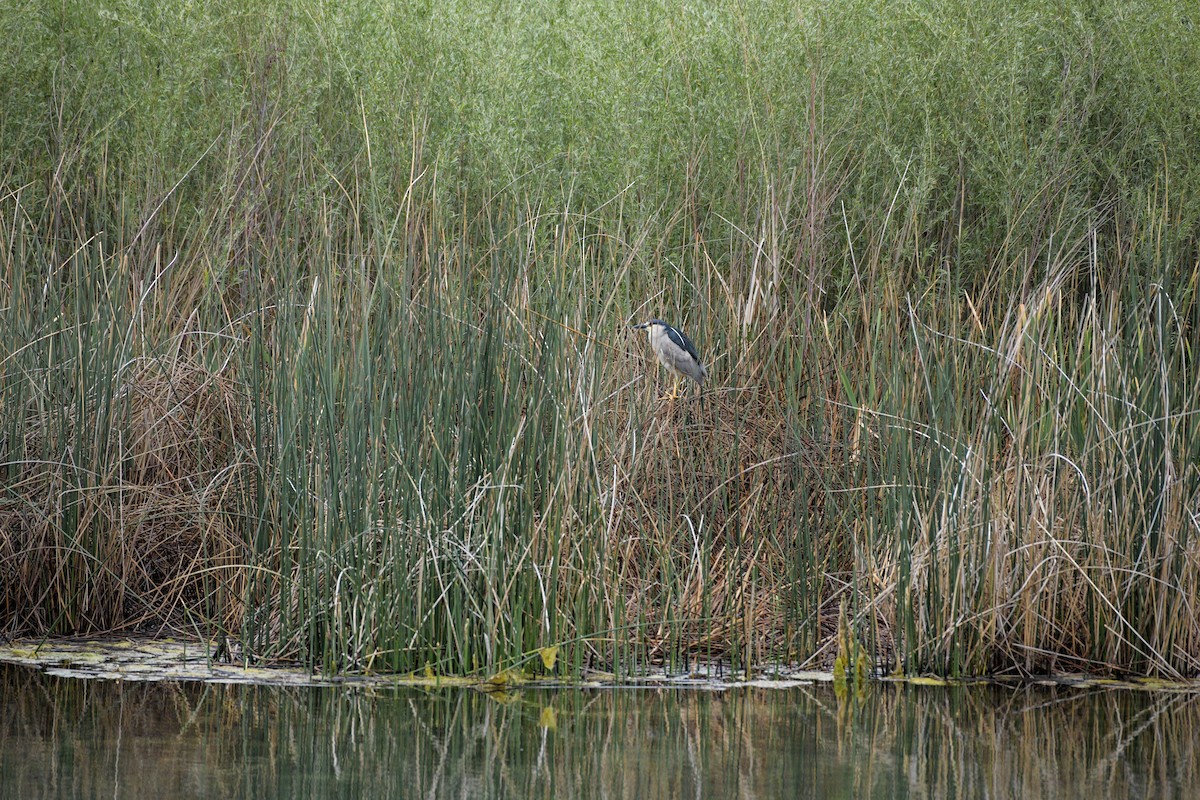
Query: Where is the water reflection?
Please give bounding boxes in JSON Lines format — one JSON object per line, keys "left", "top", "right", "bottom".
{"left": 0, "top": 665, "right": 1193, "bottom": 799}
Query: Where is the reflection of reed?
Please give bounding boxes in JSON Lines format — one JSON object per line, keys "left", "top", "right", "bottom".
{"left": 1, "top": 667, "right": 1195, "bottom": 799}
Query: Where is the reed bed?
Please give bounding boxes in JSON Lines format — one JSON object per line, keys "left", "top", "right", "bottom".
{"left": 1, "top": 0, "right": 1198, "bottom": 677}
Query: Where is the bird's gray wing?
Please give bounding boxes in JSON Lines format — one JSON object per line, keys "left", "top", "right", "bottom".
{"left": 665, "top": 324, "right": 701, "bottom": 362}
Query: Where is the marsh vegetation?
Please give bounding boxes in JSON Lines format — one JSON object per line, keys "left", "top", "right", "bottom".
{"left": 1, "top": 0, "right": 1198, "bottom": 678}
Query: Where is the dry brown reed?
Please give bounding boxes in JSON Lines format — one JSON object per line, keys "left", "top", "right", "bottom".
{"left": 593, "top": 343, "right": 868, "bottom": 667}
{"left": 1, "top": 357, "right": 250, "bottom": 635}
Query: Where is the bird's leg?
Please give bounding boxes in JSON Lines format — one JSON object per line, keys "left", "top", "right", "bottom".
{"left": 660, "top": 376, "right": 682, "bottom": 402}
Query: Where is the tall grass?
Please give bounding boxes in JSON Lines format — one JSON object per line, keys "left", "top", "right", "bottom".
{"left": 1, "top": 0, "right": 1198, "bottom": 677}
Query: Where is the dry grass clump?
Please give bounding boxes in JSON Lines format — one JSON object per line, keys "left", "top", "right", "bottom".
{"left": 0, "top": 357, "right": 250, "bottom": 637}
{"left": 602, "top": 374, "right": 855, "bottom": 665}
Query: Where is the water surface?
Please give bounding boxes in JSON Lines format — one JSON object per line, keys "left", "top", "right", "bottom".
{"left": 1, "top": 664, "right": 1194, "bottom": 799}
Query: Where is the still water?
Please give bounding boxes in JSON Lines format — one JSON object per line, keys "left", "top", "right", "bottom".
{"left": 0, "top": 664, "right": 1194, "bottom": 799}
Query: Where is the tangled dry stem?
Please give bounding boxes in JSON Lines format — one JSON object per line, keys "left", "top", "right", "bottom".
{"left": 1, "top": 357, "right": 250, "bottom": 637}
{"left": 605, "top": 368, "right": 879, "bottom": 667}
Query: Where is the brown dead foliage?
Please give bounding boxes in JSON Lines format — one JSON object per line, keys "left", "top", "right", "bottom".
{"left": 602, "top": 374, "right": 876, "bottom": 666}
{"left": 0, "top": 357, "right": 250, "bottom": 637}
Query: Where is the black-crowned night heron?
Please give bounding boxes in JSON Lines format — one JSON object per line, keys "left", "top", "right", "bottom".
{"left": 631, "top": 319, "right": 708, "bottom": 399}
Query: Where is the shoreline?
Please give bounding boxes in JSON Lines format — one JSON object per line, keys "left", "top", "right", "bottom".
{"left": 4, "top": 636, "right": 1197, "bottom": 693}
